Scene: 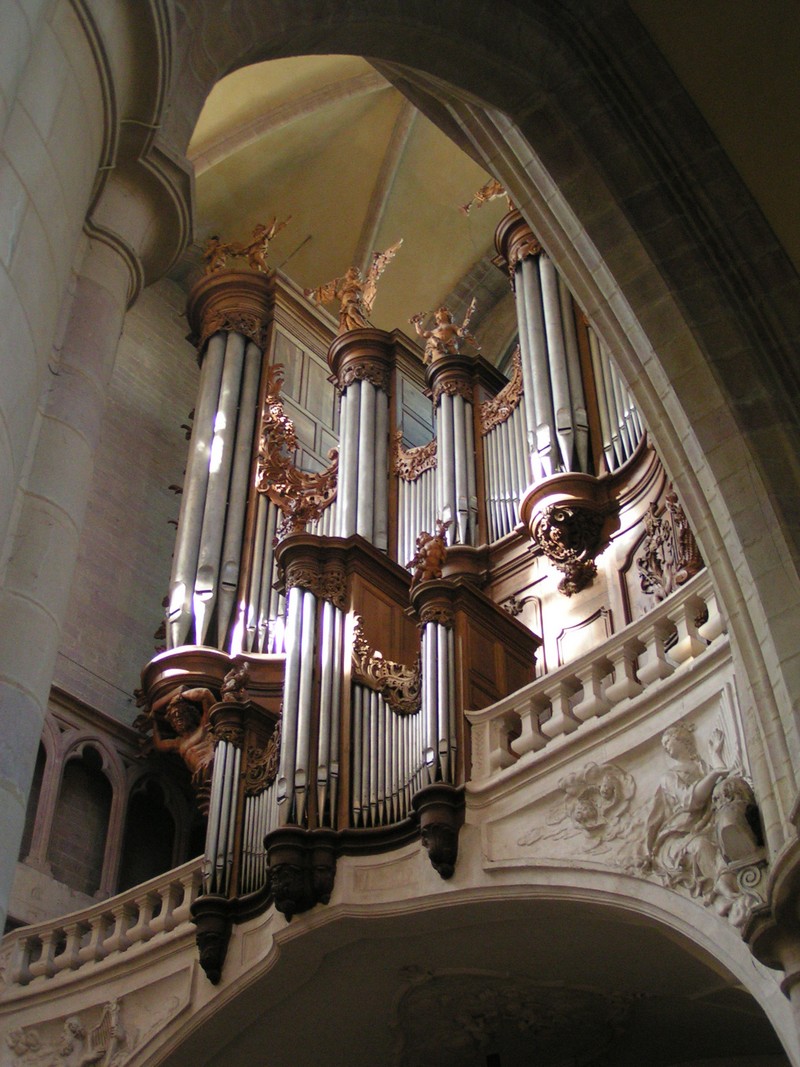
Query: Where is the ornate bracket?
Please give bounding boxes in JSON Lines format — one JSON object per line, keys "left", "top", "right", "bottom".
{"left": 480, "top": 346, "right": 523, "bottom": 434}
{"left": 255, "top": 364, "right": 338, "bottom": 539}
{"left": 392, "top": 430, "right": 437, "bottom": 481}
{"left": 265, "top": 827, "right": 337, "bottom": 921}
{"left": 637, "top": 489, "right": 704, "bottom": 600}
{"left": 352, "top": 614, "right": 421, "bottom": 715}
{"left": 531, "top": 503, "right": 605, "bottom": 597}
{"left": 412, "top": 784, "right": 464, "bottom": 879}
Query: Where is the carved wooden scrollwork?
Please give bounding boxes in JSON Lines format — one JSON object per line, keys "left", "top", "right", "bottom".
{"left": 531, "top": 503, "right": 605, "bottom": 596}
{"left": 255, "top": 364, "right": 338, "bottom": 539}
{"left": 283, "top": 558, "right": 347, "bottom": 609}
{"left": 333, "top": 358, "right": 391, "bottom": 394}
{"left": 637, "top": 489, "right": 704, "bottom": 600}
{"left": 392, "top": 430, "right": 437, "bottom": 481}
{"left": 480, "top": 346, "right": 523, "bottom": 435}
{"left": 244, "top": 720, "right": 281, "bottom": 797}
{"left": 429, "top": 377, "right": 473, "bottom": 408}
{"left": 417, "top": 603, "right": 455, "bottom": 629}
{"left": 352, "top": 614, "right": 421, "bottom": 715}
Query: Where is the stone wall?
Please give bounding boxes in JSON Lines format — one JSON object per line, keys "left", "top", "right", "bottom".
{"left": 54, "top": 278, "right": 198, "bottom": 724}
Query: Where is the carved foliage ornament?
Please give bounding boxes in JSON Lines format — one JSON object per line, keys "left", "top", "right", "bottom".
{"left": 480, "top": 345, "right": 523, "bottom": 435}
{"left": 352, "top": 614, "right": 421, "bottom": 715}
{"left": 531, "top": 503, "right": 605, "bottom": 596}
{"left": 429, "top": 376, "right": 474, "bottom": 408}
{"left": 418, "top": 603, "right": 455, "bottom": 629}
{"left": 284, "top": 559, "right": 347, "bottom": 610}
{"left": 195, "top": 309, "right": 268, "bottom": 354}
{"left": 392, "top": 430, "right": 437, "bottom": 481}
{"left": 333, "top": 358, "right": 391, "bottom": 394}
{"left": 244, "top": 720, "right": 281, "bottom": 797}
{"left": 255, "top": 364, "right": 338, "bottom": 539}
{"left": 637, "top": 489, "right": 704, "bottom": 600}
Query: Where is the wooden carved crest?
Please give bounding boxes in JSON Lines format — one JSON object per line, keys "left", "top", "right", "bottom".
{"left": 480, "top": 346, "right": 523, "bottom": 435}
{"left": 255, "top": 364, "right": 338, "bottom": 539}
{"left": 637, "top": 490, "right": 703, "bottom": 600}
{"left": 392, "top": 431, "right": 437, "bottom": 481}
{"left": 531, "top": 503, "right": 604, "bottom": 597}
{"left": 352, "top": 614, "right": 421, "bottom": 715}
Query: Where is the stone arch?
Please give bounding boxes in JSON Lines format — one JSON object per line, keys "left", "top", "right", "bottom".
{"left": 152, "top": 871, "right": 798, "bottom": 1064}
{"left": 148, "top": 0, "right": 800, "bottom": 841}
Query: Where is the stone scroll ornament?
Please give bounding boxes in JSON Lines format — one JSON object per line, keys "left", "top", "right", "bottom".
{"left": 351, "top": 614, "right": 421, "bottom": 715}
{"left": 255, "top": 364, "right": 338, "bottom": 539}
{"left": 637, "top": 489, "right": 704, "bottom": 600}
{"left": 627, "top": 722, "right": 766, "bottom": 929}
{"left": 304, "top": 239, "right": 402, "bottom": 333}
{"left": 530, "top": 503, "right": 605, "bottom": 596}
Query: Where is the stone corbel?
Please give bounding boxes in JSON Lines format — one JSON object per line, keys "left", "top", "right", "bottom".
{"left": 191, "top": 894, "right": 233, "bottom": 985}
{"left": 519, "top": 473, "right": 615, "bottom": 596}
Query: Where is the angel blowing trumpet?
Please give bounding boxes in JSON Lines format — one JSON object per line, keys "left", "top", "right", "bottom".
{"left": 304, "top": 240, "right": 403, "bottom": 333}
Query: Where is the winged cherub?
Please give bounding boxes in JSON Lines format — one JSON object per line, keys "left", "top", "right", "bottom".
{"left": 410, "top": 299, "right": 480, "bottom": 365}
{"left": 304, "top": 240, "right": 403, "bottom": 333}
{"left": 459, "top": 177, "right": 513, "bottom": 216}
{"left": 238, "top": 215, "right": 292, "bottom": 273}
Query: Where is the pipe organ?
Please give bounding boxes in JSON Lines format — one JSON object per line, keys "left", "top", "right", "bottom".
{"left": 139, "top": 206, "right": 650, "bottom": 982}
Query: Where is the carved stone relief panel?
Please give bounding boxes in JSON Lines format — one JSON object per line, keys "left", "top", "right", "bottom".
{"left": 393, "top": 968, "right": 632, "bottom": 1067}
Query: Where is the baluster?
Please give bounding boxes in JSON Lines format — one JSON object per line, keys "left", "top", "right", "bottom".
{"left": 669, "top": 596, "right": 706, "bottom": 663}
{"left": 27, "top": 930, "right": 59, "bottom": 980}
{"left": 511, "top": 696, "right": 551, "bottom": 756}
{"left": 572, "top": 660, "right": 612, "bottom": 722}
{"left": 636, "top": 619, "right": 676, "bottom": 686}
{"left": 604, "top": 639, "right": 644, "bottom": 704}
{"left": 540, "top": 679, "right": 580, "bottom": 739}
{"left": 697, "top": 585, "right": 725, "bottom": 643}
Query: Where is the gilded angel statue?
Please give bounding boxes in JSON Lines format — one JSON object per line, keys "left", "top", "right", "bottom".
{"left": 410, "top": 299, "right": 480, "bottom": 365}
{"left": 304, "top": 239, "right": 403, "bottom": 333}
{"left": 202, "top": 234, "right": 236, "bottom": 274}
{"left": 238, "top": 215, "right": 292, "bottom": 273}
{"left": 460, "top": 178, "right": 513, "bottom": 216}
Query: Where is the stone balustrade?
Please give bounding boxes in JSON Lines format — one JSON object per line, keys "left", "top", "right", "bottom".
{"left": 467, "top": 570, "right": 724, "bottom": 783}
{"left": 0, "top": 858, "right": 202, "bottom": 992}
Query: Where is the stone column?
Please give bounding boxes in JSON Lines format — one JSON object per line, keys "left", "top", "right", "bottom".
{"left": 0, "top": 236, "right": 136, "bottom": 925}
{"left": 327, "top": 330, "right": 393, "bottom": 549}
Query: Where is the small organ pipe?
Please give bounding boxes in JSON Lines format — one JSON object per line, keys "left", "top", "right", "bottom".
{"left": 374, "top": 388, "right": 389, "bottom": 550}
{"left": 294, "top": 588, "right": 317, "bottom": 826}
{"left": 277, "top": 584, "right": 303, "bottom": 818}
{"left": 338, "top": 385, "right": 360, "bottom": 537}
{"left": 245, "top": 496, "right": 267, "bottom": 652}
{"left": 168, "top": 332, "right": 226, "bottom": 647}
{"left": 218, "top": 341, "right": 262, "bottom": 648}
{"left": 465, "top": 400, "right": 478, "bottom": 544}
{"left": 257, "top": 502, "right": 278, "bottom": 652}
{"left": 356, "top": 379, "right": 376, "bottom": 539}
{"left": 558, "top": 275, "right": 589, "bottom": 473}
{"left": 447, "top": 625, "right": 456, "bottom": 781}
{"left": 452, "top": 393, "right": 468, "bottom": 544}
{"left": 514, "top": 265, "right": 540, "bottom": 469}
{"left": 438, "top": 393, "right": 455, "bottom": 539}
{"left": 436, "top": 623, "right": 449, "bottom": 782}
{"left": 317, "top": 599, "right": 334, "bottom": 818}
{"left": 352, "top": 685, "right": 363, "bottom": 825}
{"left": 194, "top": 331, "right": 246, "bottom": 645}
{"left": 539, "top": 254, "right": 574, "bottom": 472}
{"left": 587, "top": 328, "right": 615, "bottom": 471}
{"left": 521, "top": 257, "right": 556, "bottom": 478}
{"left": 329, "top": 606, "right": 342, "bottom": 825}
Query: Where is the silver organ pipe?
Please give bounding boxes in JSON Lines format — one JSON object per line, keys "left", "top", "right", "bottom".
{"left": 168, "top": 332, "right": 226, "bottom": 648}
{"left": 194, "top": 331, "right": 246, "bottom": 644}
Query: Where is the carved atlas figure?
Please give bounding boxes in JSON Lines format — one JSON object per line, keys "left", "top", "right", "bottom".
{"left": 304, "top": 239, "right": 403, "bottom": 332}
{"left": 409, "top": 300, "right": 480, "bottom": 365}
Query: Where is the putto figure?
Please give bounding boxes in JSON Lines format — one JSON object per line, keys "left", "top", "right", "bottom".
{"left": 408, "top": 519, "right": 451, "bottom": 590}
{"left": 459, "top": 177, "right": 512, "bottom": 216}
{"left": 304, "top": 240, "right": 403, "bottom": 332}
{"left": 201, "top": 216, "right": 291, "bottom": 275}
{"left": 410, "top": 299, "right": 480, "bottom": 365}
